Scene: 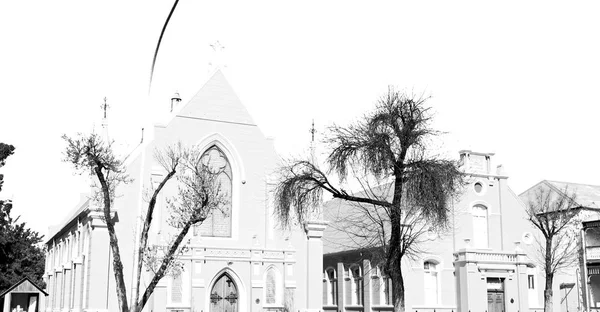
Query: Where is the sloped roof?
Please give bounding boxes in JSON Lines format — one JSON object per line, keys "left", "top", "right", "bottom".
{"left": 176, "top": 70, "right": 256, "bottom": 126}
{"left": 0, "top": 276, "right": 48, "bottom": 298}
{"left": 520, "top": 180, "right": 600, "bottom": 209}
{"left": 46, "top": 194, "right": 90, "bottom": 244}
{"left": 545, "top": 180, "right": 600, "bottom": 209}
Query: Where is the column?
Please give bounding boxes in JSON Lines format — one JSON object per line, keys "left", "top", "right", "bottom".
{"left": 3, "top": 293, "right": 10, "bottom": 312}
{"left": 304, "top": 220, "right": 328, "bottom": 312}
{"left": 85, "top": 222, "right": 111, "bottom": 311}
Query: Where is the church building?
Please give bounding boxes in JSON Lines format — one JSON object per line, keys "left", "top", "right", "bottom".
{"left": 321, "top": 151, "right": 544, "bottom": 312}
{"left": 43, "top": 70, "right": 327, "bottom": 312}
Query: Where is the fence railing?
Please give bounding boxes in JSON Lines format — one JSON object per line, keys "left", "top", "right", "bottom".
{"left": 454, "top": 249, "right": 521, "bottom": 263}
{"left": 587, "top": 246, "right": 600, "bottom": 260}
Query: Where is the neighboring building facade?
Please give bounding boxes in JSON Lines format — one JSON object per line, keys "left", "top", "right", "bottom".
{"left": 44, "top": 70, "right": 327, "bottom": 312}
{"left": 521, "top": 181, "right": 600, "bottom": 312}
{"left": 1, "top": 277, "right": 48, "bottom": 312}
{"left": 581, "top": 219, "right": 600, "bottom": 311}
{"left": 322, "top": 151, "right": 544, "bottom": 312}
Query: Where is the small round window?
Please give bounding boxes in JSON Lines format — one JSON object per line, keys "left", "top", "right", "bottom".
{"left": 474, "top": 182, "right": 483, "bottom": 193}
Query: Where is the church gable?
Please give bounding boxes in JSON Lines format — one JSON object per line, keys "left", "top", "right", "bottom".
{"left": 177, "top": 70, "right": 256, "bottom": 126}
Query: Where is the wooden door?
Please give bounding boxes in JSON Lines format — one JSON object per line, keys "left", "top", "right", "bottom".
{"left": 487, "top": 291, "right": 504, "bottom": 312}
{"left": 210, "top": 274, "right": 238, "bottom": 312}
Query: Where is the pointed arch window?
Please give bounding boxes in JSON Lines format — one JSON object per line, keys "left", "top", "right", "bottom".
{"left": 265, "top": 267, "right": 280, "bottom": 305}
{"left": 171, "top": 273, "right": 183, "bottom": 303}
{"left": 195, "top": 145, "right": 233, "bottom": 237}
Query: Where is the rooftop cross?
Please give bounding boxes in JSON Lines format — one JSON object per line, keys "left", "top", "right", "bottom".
{"left": 101, "top": 97, "right": 109, "bottom": 119}
{"left": 208, "top": 41, "right": 227, "bottom": 72}
{"left": 310, "top": 119, "right": 316, "bottom": 143}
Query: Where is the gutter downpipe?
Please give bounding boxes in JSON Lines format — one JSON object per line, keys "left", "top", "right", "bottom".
{"left": 498, "top": 177, "right": 504, "bottom": 250}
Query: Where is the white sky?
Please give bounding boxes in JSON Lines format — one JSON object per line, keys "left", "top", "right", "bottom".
{"left": 1, "top": 1, "right": 599, "bottom": 237}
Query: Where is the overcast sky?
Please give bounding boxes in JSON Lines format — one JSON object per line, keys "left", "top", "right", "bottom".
{"left": 1, "top": 1, "right": 599, "bottom": 237}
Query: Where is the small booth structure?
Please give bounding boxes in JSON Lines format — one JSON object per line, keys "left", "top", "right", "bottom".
{"left": 0, "top": 277, "right": 47, "bottom": 312}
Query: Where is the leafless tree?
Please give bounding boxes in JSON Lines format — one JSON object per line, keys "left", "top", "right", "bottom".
{"left": 524, "top": 186, "right": 580, "bottom": 312}
{"left": 273, "top": 88, "right": 464, "bottom": 312}
{"left": 62, "top": 133, "right": 227, "bottom": 312}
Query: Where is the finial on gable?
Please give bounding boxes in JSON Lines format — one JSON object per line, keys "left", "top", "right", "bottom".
{"left": 101, "top": 97, "right": 109, "bottom": 120}
{"left": 310, "top": 119, "right": 316, "bottom": 143}
{"left": 100, "top": 97, "right": 110, "bottom": 142}
{"left": 208, "top": 40, "right": 227, "bottom": 73}
{"left": 309, "top": 119, "right": 317, "bottom": 163}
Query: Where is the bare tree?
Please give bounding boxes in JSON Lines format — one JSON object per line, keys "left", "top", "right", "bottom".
{"left": 62, "top": 133, "right": 227, "bottom": 312}
{"left": 273, "top": 89, "right": 464, "bottom": 312}
{"left": 524, "top": 186, "right": 580, "bottom": 312}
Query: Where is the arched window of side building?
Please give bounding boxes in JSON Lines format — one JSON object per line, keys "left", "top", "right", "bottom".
{"left": 472, "top": 204, "right": 489, "bottom": 248}
{"left": 323, "top": 268, "right": 337, "bottom": 305}
{"left": 423, "top": 260, "right": 440, "bottom": 305}
{"left": 348, "top": 265, "right": 362, "bottom": 306}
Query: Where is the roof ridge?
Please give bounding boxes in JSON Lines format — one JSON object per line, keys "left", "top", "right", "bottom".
{"left": 545, "top": 180, "right": 600, "bottom": 188}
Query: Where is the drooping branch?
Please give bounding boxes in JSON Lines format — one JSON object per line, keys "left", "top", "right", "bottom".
{"left": 275, "top": 160, "right": 392, "bottom": 227}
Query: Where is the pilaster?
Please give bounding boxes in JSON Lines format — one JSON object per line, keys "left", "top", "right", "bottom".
{"left": 362, "top": 259, "right": 372, "bottom": 312}
{"left": 304, "top": 220, "right": 328, "bottom": 312}
{"left": 336, "top": 262, "right": 346, "bottom": 312}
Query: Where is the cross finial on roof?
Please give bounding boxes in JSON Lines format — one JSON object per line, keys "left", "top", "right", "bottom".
{"left": 208, "top": 40, "right": 227, "bottom": 72}
{"left": 310, "top": 119, "right": 316, "bottom": 143}
{"left": 101, "top": 97, "right": 109, "bottom": 119}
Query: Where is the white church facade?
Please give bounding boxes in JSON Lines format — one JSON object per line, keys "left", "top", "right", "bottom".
{"left": 43, "top": 70, "right": 327, "bottom": 312}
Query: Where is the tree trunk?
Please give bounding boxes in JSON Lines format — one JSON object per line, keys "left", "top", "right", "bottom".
{"left": 391, "top": 256, "right": 405, "bottom": 312}
{"left": 132, "top": 170, "right": 176, "bottom": 312}
{"left": 95, "top": 167, "right": 130, "bottom": 312}
{"left": 544, "top": 236, "right": 554, "bottom": 312}
{"left": 389, "top": 165, "right": 405, "bottom": 312}
{"left": 544, "top": 273, "right": 553, "bottom": 312}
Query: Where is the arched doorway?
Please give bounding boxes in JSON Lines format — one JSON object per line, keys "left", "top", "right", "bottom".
{"left": 210, "top": 273, "right": 238, "bottom": 312}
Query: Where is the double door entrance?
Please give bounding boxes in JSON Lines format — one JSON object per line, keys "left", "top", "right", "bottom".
{"left": 210, "top": 274, "right": 239, "bottom": 312}
{"left": 487, "top": 278, "right": 505, "bottom": 312}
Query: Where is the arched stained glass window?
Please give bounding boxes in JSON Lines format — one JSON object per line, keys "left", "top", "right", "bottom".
{"left": 265, "top": 268, "right": 277, "bottom": 304}
{"left": 195, "top": 145, "right": 233, "bottom": 237}
{"left": 172, "top": 273, "right": 183, "bottom": 303}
